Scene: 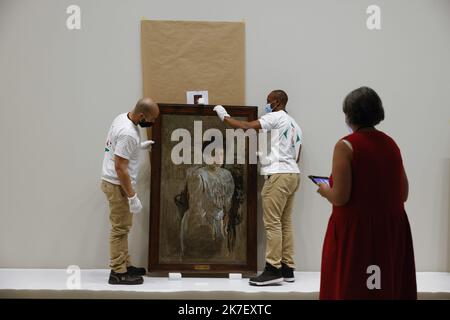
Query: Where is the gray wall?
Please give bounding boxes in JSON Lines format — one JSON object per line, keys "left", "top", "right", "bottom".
{"left": 0, "top": 0, "right": 449, "bottom": 272}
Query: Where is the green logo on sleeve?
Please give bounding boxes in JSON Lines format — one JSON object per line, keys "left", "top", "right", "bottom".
{"left": 105, "top": 139, "right": 112, "bottom": 152}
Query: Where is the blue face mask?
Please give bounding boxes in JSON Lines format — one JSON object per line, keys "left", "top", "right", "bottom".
{"left": 264, "top": 103, "right": 272, "bottom": 114}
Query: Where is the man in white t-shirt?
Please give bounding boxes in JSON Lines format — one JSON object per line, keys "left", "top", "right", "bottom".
{"left": 101, "top": 97, "right": 159, "bottom": 285}
{"left": 214, "top": 90, "right": 302, "bottom": 286}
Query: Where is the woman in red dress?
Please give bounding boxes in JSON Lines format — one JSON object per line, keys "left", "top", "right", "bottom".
{"left": 317, "top": 87, "right": 417, "bottom": 299}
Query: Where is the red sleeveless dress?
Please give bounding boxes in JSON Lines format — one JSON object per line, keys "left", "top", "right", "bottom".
{"left": 319, "top": 130, "right": 417, "bottom": 300}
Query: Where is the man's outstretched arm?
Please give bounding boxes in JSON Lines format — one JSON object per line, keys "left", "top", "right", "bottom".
{"left": 214, "top": 105, "right": 262, "bottom": 130}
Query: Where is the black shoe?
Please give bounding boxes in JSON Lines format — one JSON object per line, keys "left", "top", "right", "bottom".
{"left": 127, "top": 266, "right": 147, "bottom": 276}
{"left": 281, "top": 262, "right": 295, "bottom": 282}
{"left": 249, "top": 263, "right": 283, "bottom": 286}
{"left": 108, "top": 271, "right": 144, "bottom": 285}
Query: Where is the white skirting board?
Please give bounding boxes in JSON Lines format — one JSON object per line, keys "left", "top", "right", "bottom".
{"left": 0, "top": 269, "right": 449, "bottom": 299}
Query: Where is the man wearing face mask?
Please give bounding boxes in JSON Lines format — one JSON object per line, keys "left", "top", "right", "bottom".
{"left": 101, "top": 97, "right": 159, "bottom": 285}
{"left": 214, "top": 90, "right": 303, "bottom": 286}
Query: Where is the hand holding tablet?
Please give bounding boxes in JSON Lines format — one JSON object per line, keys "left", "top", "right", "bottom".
{"left": 308, "top": 175, "right": 330, "bottom": 186}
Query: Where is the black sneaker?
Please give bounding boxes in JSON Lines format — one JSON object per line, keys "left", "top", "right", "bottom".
{"left": 108, "top": 271, "right": 144, "bottom": 285}
{"left": 249, "top": 263, "right": 283, "bottom": 286}
{"left": 281, "top": 262, "right": 295, "bottom": 282}
{"left": 127, "top": 266, "right": 147, "bottom": 276}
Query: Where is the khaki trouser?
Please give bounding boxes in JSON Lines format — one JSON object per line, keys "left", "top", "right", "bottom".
{"left": 261, "top": 173, "right": 300, "bottom": 269}
{"left": 101, "top": 180, "right": 133, "bottom": 273}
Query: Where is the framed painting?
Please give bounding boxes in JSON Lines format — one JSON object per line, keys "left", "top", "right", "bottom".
{"left": 148, "top": 103, "right": 258, "bottom": 276}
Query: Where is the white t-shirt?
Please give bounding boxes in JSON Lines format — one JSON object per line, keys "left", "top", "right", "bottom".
{"left": 101, "top": 113, "right": 141, "bottom": 185}
{"left": 258, "top": 110, "right": 303, "bottom": 175}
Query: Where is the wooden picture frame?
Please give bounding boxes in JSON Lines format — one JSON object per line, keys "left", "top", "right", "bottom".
{"left": 148, "top": 103, "right": 258, "bottom": 276}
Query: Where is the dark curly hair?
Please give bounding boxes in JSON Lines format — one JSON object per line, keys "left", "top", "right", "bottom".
{"left": 343, "top": 86, "right": 385, "bottom": 127}
{"left": 271, "top": 90, "right": 288, "bottom": 108}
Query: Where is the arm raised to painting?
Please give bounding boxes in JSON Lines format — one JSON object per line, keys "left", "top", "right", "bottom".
{"left": 214, "top": 105, "right": 261, "bottom": 130}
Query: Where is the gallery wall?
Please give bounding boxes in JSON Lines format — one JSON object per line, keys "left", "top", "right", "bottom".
{"left": 0, "top": 0, "right": 449, "bottom": 272}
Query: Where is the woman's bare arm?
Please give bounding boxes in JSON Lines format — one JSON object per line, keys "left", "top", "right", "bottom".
{"left": 317, "top": 140, "right": 353, "bottom": 206}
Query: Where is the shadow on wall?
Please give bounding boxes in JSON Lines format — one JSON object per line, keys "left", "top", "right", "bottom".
{"left": 446, "top": 159, "right": 450, "bottom": 272}
{"left": 130, "top": 146, "right": 152, "bottom": 268}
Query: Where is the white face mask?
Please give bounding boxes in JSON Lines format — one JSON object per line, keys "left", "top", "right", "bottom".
{"left": 264, "top": 103, "right": 272, "bottom": 114}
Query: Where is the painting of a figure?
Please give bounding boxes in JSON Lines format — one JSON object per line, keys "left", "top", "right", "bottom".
{"left": 148, "top": 104, "right": 257, "bottom": 274}
{"left": 175, "top": 139, "right": 244, "bottom": 261}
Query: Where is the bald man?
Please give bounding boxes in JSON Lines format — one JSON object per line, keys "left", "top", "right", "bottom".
{"left": 101, "top": 98, "right": 159, "bottom": 285}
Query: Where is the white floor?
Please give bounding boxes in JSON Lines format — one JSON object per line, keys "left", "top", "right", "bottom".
{"left": 0, "top": 269, "right": 449, "bottom": 299}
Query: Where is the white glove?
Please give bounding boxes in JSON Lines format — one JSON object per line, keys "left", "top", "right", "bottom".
{"left": 213, "top": 105, "right": 230, "bottom": 121}
{"left": 140, "top": 140, "right": 155, "bottom": 150}
{"left": 128, "top": 193, "right": 143, "bottom": 214}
